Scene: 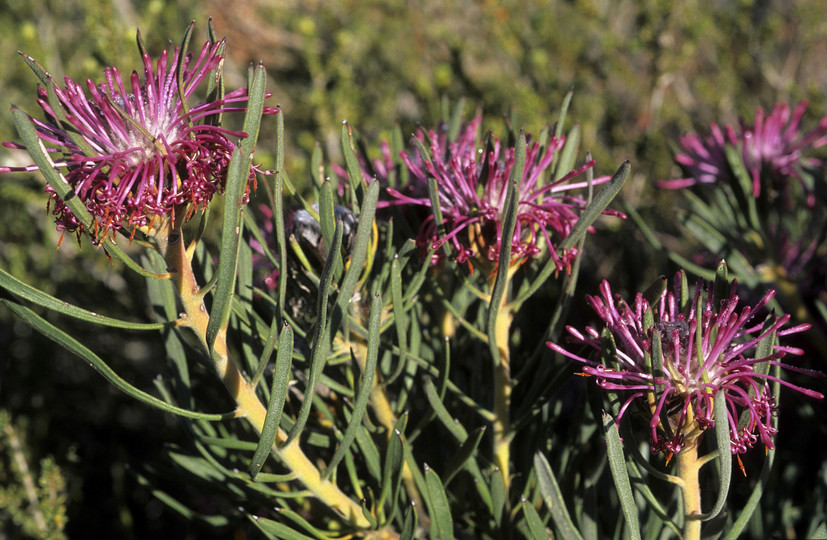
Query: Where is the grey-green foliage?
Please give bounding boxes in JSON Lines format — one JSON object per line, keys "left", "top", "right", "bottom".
{"left": 1, "top": 3, "right": 825, "bottom": 538}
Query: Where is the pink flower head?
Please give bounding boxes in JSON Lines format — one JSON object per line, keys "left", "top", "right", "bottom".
{"left": 2, "top": 37, "right": 275, "bottom": 244}
{"left": 660, "top": 101, "right": 827, "bottom": 201}
{"left": 384, "top": 116, "right": 622, "bottom": 271}
{"left": 547, "top": 271, "right": 823, "bottom": 456}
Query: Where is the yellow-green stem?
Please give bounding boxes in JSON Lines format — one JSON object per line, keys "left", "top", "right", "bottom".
{"left": 491, "top": 280, "right": 512, "bottom": 490}
{"left": 676, "top": 442, "right": 702, "bottom": 540}
{"left": 153, "top": 218, "right": 371, "bottom": 530}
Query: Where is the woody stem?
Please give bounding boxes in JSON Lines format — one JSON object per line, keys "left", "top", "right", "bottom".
{"left": 152, "top": 216, "right": 371, "bottom": 529}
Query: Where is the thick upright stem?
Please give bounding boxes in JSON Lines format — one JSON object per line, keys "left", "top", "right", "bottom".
{"left": 153, "top": 218, "right": 371, "bottom": 529}
{"left": 491, "top": 285, "right": 512, "bottom": 490}
{"left": 677, "top": 442, "right": 702, "bottom": 540}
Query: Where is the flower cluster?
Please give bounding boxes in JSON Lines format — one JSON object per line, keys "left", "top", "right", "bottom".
{"left": 547, "top": 271, "right": 823, "bottom": 456}
{"left": 659, "top": 101, "right": 827, "bottom": 202}
{"left": 383, "top": 116, "right": 621, "bottom": 271}
{"left": 2, "top": 38, "right": 275, "bottom": 244}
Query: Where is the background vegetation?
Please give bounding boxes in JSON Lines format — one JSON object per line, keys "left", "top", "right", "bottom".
{"left": 1, "top": 0, "right": 825, "bottom": 537}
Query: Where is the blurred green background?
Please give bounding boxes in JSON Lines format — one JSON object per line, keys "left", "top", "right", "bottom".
{"left": 1, "top": 0, "right": 825, "bottom": 537}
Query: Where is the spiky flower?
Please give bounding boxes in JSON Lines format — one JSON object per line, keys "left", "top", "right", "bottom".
{"left": 2, "top": 35, "right": 274, "bottom": 244}
{"left": 547, "top": 270, "right": 823, "bottom": 456}
{"left": 384, "top": 116, "right": 621, "bottom": 271}
{"left": 659, "top": 101, "right": 827, "bottom": 201}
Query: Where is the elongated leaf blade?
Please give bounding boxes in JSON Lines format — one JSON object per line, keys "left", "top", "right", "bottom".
{"left": 0, "top": 267, "right": 170, "bottom": 330}
{"left": 341, "top": 121, "right": 364, "bottom": 210}
{"left": 324, "top": 292, "right": 382, "bottom": 477}
{"left": 425, "top": 465, "right": 454, "bottom": 540}
{"left": 534, "top": 452, "right": 583, "bottom": 540}
{"left": 701, "top": 391, "right": 732, "bottom": 521}
{"left": 603, "top": 412, "right": 642, "bottom": 540}
{"left": 285, "top": 221, "right": 343, "bottom": 445}
{"left": 3, "top": 300, "right": 227, "bottom": 421}
{"left": 560, "top": 160, "right": 629, "bottom": 253}
{"left": 399, "top": 504, "right": 418, "bottom": 540}
{"left": 522, "top": 496, "right": 550, "bottom": 540}
{"left": 487, "top": 131, "right": 525, "bottom": 366}
{"left": 248, "top": 516, "right": 315, "bottom": 540}
{"left": 249, "top": 323, "right": 294, "bottom": 479}
{"left": 442, "top": 425, "right": 486, "bottom": 486}
{"left": 206, "top": 63, "right": 266, "bottom": 350}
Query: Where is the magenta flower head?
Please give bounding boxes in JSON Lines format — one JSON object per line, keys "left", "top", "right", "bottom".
{"left": 2, "top": 29, "right": 274, "bottom": 245}
{"left": 384, "top": 115, "right": 621, "bottom": 272}
{"left": 659, "top": 101, "right": 827, "bottom": 201}
{"left": 547, "top": 266, "right": 823, "bottom": 457}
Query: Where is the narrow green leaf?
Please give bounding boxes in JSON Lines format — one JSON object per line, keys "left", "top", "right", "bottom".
{"left": 649, "top": 326, "right": 664, "bottom": 385}
{"left": 386, "top": 254, "right": 410, "bottom": 385}
{"left": 423, "top": 377, "right": 468, "bottom": 442}
{"left": 248, "top": 515, "right": 315, "bottom": 540}
{"left": 354, "top": 424, "right": 383, "bottom": 482}
{"left": 603, "top": 411, "right": 642, "bottom": 540}
{"left": 250, "top": 312, "right": 279, "bottom": 388}
{"left": 522, "top": 496, "right": 550, "bottom": 540}
{"left": 285, "top": 221, "right": 343, "bottom": 446}
{"left": 19, "top": 51, "right": 51, "bottom": 85}
{"left": 318, "top": 179, "right": 342, "bottom": 278}
{"left": 168, "top": 451, "right": 226, "bottom": 481}
{"left": 714, "top": 260, "right": 730, "bottom": 308}
{"left": 249, "top": 323, "right": 294, "bottom": 479}
{"left": 378, "top": 414, "right": 407, "bottom": 519}
{"left": 425, "top": 465, "right": 454, "bottom": 540}
{"left": 722, "top": 382, "right": 778, "bottom": 539}
{"left": 411, "top": 136, "right": 448, "bottom": 256}
{"left": 311, "top": 141, "right": 324, "bottom": 186}
{"left": 723, "top": 144, "right": 760, "bottom": 230}
{"left": 361, "top": 499, "right": 379, "bottom": 529}
{"left": 554, "top": 89, "right": 573, "bottom": 140}
{"left": 324, "top": 292, "right": 382, "bottom": 478}
{"left": 442, "top": 425, "right": 486, "bottom": 486}
{"left": 0, "top": 267, "right": 170, "bottom": 330}
{"left": 600, "top": 327, "right": 619, "bottom": 372}
{"left": 490, "top": 466, "right": 506, "bottom": 528}
{"left": 624, "top": 458, "right": 682, "bottom": 536}
{"left": 197, "top": 436, "right": 257, "bottom": 452}
{"left": 341, "top": 121, "right": 364, "bottom": 210}
{"left": 273, "top": 108, "right": 288, "bottom": 323}
{"left": 329, "top": 180, "right": 379, "bottom": 339}
{"left": 487, "top": 131, "right": 525, "bottom": 366}
{"left": 206, "top": 144, "right": 247, "bottom": 351}
{"left": 752, "top": 318, "right": 776, "bottom": 378}
{"left": 554, "top": 124, "right": 580, "bottom": 182}
{"left": 678, "top": 269, "right": 690, "bottom": 314}
{"left": 447, "top": 98, "right": 466, "bottom": 141}
{"left": 399, "top": 504, "right": 418, "bottom": 540}
{"left": 701, "top": 391, "right": 732, "bottom": 521}
{"left": 560, "top": 160, "right": 629, "bottom": 253}
{"left": 251, "top": 471, "right": 299, "bottom": 483}
{"left": 206, "top": 63, "right": 266, "bottom": 350}
{"left": 3, "top": 300, "right": 227, "bottom": 421}
{"left": 175, "top": 21, "right": 196, "bottom": 113}
{"left": 390, "top": 123, "right": 408, "bottom": 188}
{"left": 517, "top": 159, "right": 628, "bottom": 306}
{"left": 534, "top": 452, "right": 583, "bottom": 540}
